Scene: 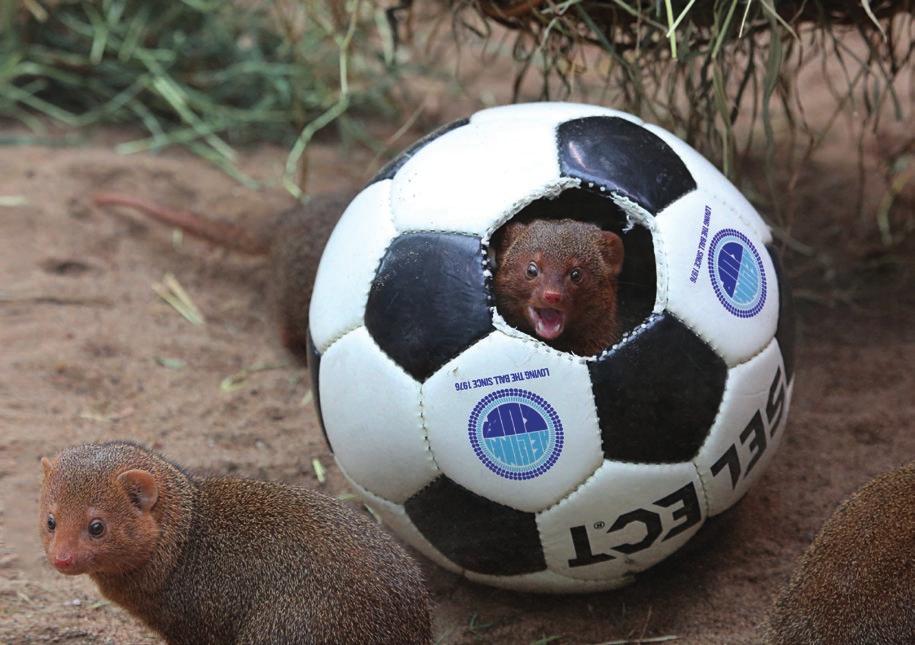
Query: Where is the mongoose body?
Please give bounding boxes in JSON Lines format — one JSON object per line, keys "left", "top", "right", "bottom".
{"left": 93, "top": 191, "right": 353, "bottom": 360}
{"left": 40, "top": 442, "right": 432, "bottom": 645}
{"left": 492, "top": 217, "right": 624, "bottom": 356}
{"left": 765, "top": 461, "right": 915, "bottom": 644}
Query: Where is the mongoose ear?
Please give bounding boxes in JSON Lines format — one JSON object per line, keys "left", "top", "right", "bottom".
{"left": 117, "top": 469, "right": 159, "bottom": 512}
{"left": 41, "top": 457, "right": 54, "bottom": 478}
{"left": 599, "top": 231, "right": 625, "bottom": 278}
{"left": 492, "top": 221, "right": 528, "bottom": 266}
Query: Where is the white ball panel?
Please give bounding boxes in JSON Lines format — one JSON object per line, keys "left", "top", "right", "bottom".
{"left": 342, "top": 474, "right": 463, "bottom": 575}
{"left": 422, "top": 331, "right": 603, "bottom": 513}
{"left": 657, "top": 189, "right": 779, "bottom": 366}
{"left": 390, "top": 117, "right": 573, "bottom": 237}
{"left": 537, "top": 461, "right": 706, "bottom": 581}
{"left": 320, "top": 327, "right": 438, "bottom": 503}
{"left": 465, "top": 568, "right": 632, "bottom": 593}
{"left": 645, "top": 124, "right": 772, "bottom": 244}
{"left": 694, "top": 338, "right": 792, "bottom": 516}
{"left": 471, "top": 101, "right": 642, "bottom": 127}
{"left": 309, "top": 181, "right": 396, "bottom": 353}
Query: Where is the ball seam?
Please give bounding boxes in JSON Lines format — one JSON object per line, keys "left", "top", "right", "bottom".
{"left": 417, "top": 382, "right": 444, "bottom": 476}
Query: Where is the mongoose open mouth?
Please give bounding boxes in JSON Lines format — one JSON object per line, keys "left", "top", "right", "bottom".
{"left": 529, "top": 306, "right": 566, "bottom": 340}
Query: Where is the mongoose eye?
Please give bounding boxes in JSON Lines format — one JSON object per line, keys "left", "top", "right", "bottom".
{"left": 47, "top": 515, "right": 56, "bottom": 532}
{"left": 526, "top": 262, "right": 539, "bottom": 278}
{"left": 88, "top": 520, "right": 105, "bottom": 538}
{"left": 569, "top": 268, "right": 583, "bottom": 283}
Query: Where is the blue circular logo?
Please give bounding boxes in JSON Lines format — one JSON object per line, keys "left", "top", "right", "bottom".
{"left": 468, "top": 388, "right": 563, "bottom": 480}
{"left": 707, "top": 228, "right": 767, "bottom": 318}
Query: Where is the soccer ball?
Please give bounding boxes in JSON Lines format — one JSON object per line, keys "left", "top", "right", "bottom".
{"left": 307, "top": 102, "right": 795, "bottom": 593}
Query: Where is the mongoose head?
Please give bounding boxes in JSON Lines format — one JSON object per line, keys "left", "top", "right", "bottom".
{"left": 39, "top": 443, "right": 161, "bottom": 576}
{"left": 493, "top": 218, "right": 624, "bottom": 350}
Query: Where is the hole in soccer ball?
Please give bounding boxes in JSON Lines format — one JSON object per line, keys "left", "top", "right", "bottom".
{"left": 488, "top": 187, "right": 656, "bottom": 356}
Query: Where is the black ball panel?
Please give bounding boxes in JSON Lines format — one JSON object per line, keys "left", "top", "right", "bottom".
{"left": 369, "top": 117, "right": 470, "bottom": 185}
{"left": 558, "top": 116, "right": 697, "bottom": 214}
{"left": 588, "top": 313, "right": 727, "bottom": 463}
{"left": 365, "top": 232, "right": 494, "bottom": 382}
{"left": 405, "top": 475, "right": 546, "bottom": 575}
{"left": 766, "top": 244, "right": 796, "bottom": 381}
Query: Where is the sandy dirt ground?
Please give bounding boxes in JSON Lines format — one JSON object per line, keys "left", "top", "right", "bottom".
{"left": 0, "top": 100, "right": 913, "bottom": 645}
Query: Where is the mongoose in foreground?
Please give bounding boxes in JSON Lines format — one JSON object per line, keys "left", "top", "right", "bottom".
{"left": 492, "top": 217, "right": 624, "bottom": 356}
{"left": 93, "top": 191, "right": 354, "bottom": 361}
{"left": 765, "top": 461, "right": 915, "bottom": 645}
{"left": 40, "top": 441, "right": 432, "bottom": 645}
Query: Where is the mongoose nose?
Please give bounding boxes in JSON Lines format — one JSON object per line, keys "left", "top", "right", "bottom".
{"left": 542, "top": 290, "right": 562, "bottom": 304}
{"left": 53, "top": 554, "right": 74, "bottom": 570}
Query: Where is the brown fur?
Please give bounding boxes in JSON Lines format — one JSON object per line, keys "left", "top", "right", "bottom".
{"left": 40, "top": 442, "right": 432, "bottom": 645}
{"left": 765, "top": 461, "right": 915, "bottom": 644}
{"left": 492, "top": 218, "right": 624, "bottom": 356}
{"left": 93, "top": 191, "right": 354, "bottom": 360}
